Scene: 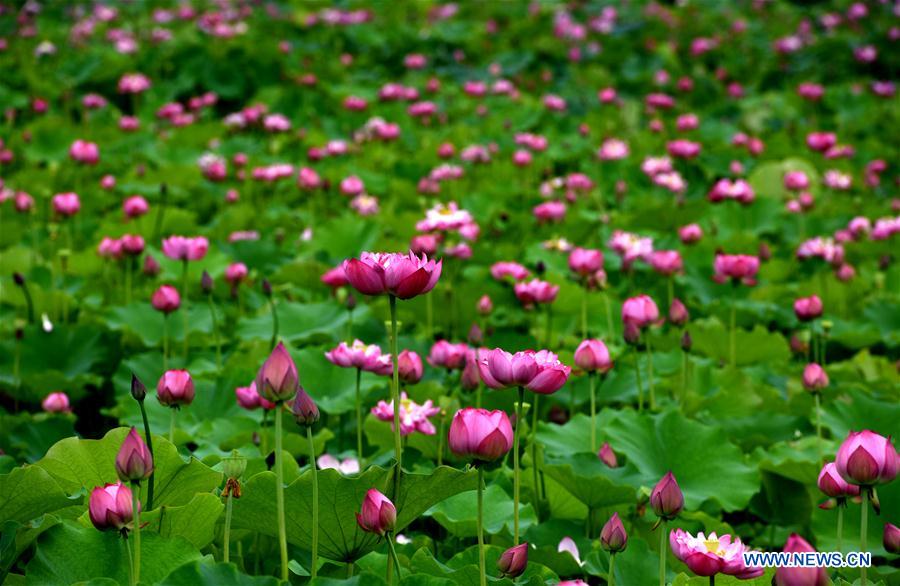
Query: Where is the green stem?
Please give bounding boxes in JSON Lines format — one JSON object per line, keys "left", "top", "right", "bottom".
{"left": 477, "top": 467, "right": 486, "bottom": 586}
{"left": 513, "top": 386, "right": 524, "bottom": 545}
{"left": 709, "top": 575, "right": 714, "bottom": 586}
{"left": 389, "top": 295, "right": 402, "bottom": 500}
{"left": 181, "top": 260, "right": 189, "bottom": 362}
{"left": 634, "top": 349, "right": 644, "bottom": 412}
{"left": 861, "top": 489, "right": 868, "bottom": 586}
{"left": 729, "top": 297, "right": 737, "bottom": 368}
{"left": 162, "top": 315, "right": 169, "bottom": 372}
{"left": 426, "top": 293, "right": 433, "bottom": 341}
{"left": 126, "top": 535, "right": 135, "bottom": 586}
{"left": 261, "top": 410, "right": 268, "bottom": 457}
{"left": 581, "top": 285, "right": 589, "bottom": 339}
{"left": 275, "top": 406, "right": 288, "bottom": 581}
{"left": 355, "top": 368, "right": 364, "bottom": 465}
{"left": 667, "top": 277, "right": 674, "bottom": 310}
{"left": 646, "top": 336, "right": 655, "bottom": 410}
{"left": 815, "top": 392, "right": 822, "bottom": 467}
{"left": 346, "top": 562, "right": 355, "bottom": 578}
{"left": 532, "top": 394, "right": 541, "bottom": 504}
{"left": 307, "top": 425, "right": 319, "bottom": 579}
{"left": 609, "top": 553, "right": 616, "bottom": 586}
{"left": 208, "top": 297, "right": 221, "bottom": 370}
{"left": 836, "top": 504, "right": 843, "bottom": 553}
{"left": 223, "top": 492, "right": 233, "bottom": 563}
{"left": 169, "top": 408, "right": 176, "bottom": 443}
{"left": 386, "top": 534, "right": 402, "bottom": 583}
{"left": 138, "top": 401, "right": 155, "bottom": 510}
{"left": 659, "top": 520, "right": 666, "bottom": 586}
{"left": 544, "top": 304, "right": 553, "bottom": 348}
{"left": 132, "top": 483, "right": 141, "bottom": 585}
{"left": 590, "top": 372, "right": 597, "bottom": 453}
{"left": 680, "top": 349, "right": 687, "bottom": 405}
{"left": 604, "top": 293, "right": 614, "bottom": 337}
{"left": 125, "top": 258, "right": 133, "bottom": 306}
{"left": 269, "top": 295, "right": 280, "bottom": 350}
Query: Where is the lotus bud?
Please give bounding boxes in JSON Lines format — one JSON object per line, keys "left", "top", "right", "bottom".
{"left": 201, "top": 270, "right": 213, "bottom": 294}
{"left": 598, "top": 442, "right": 618, "bottom": 468}
{"left": 291, "top": 387, "right": 319, "bottom": 426}
{"left": 356, "top": 489, "right": 396, "bottom": 535}
{"left": 668, "top": 298, "right": 689, "bottom": 326}
{"left": 681, "top": 330, "right": 692, "bottom": 352}
{"left": 89, "top": 482, "right": 136, "bottom": 531}
{"left": 497, "top": 543, "right": 528, "bottom": 578}
{"left": 884, "top": 523, "right": 900, "bottom": 555}
{"left": 600, "top": 512, "right": 628, "bottom": 553}
{"left": 115, "top": 428, "right": 154, "bottom": 482}
{"left": 835, "top": 430, "right": 899, "bottom": 486}
{"left": 130, "top": 373, "right": 146, "bottom": 401}
{"left": 255, "top": 342, "right": 300, "bottom": 403}
{"left": 650, "top": 471, "right": 684, "bottom": 520}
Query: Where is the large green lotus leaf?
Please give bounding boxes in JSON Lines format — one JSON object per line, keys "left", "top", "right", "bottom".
{"left": 820, "top": 387, "right": 900, "bottom": 441}
{"left": 231, "top": 465, "right": 476, "bottom": 562}
{"left": 583, "top": 537, "right": 659, "bottom": 586}
{"left": 425, "top": 483, "right": 538, "bottom": 538}
{"left": 751, "top": 437, "right": 822, "bottom": 485}
{"left": 0, "top": 465, "right": 75, "bottom": 525}
{"left": 604, "top": 410, "right": 760, "bottom": 511}
{"left": 0, "top": 414, "right": 75, "bottom": 463}
{"left": 748, "top": 471, "right": 812, "bottom": 527}
{"left": 34, "top": 427, "right": 222, "bottom": 508}
{"left": 235, "top": 302, "right": 368, "bottom": 345}
{"left": 535, "top": 413, "right": 620, "bottom": 457}
{"left": 25, "top": 521, "right": 201, "bottom": 586}
{"left": 106, "top": 302, "right": 214, "bottom": 347}
{"left": 407, "top": 546, "right": 552, "bottom": 586}
{"left": 159, "top": 561, "right": 280, "bottom": 586}
{"left": 689, "top": 318, "right": 790, "bottom": 367}
{"left": 672, "top": 569, "right": 775, "bottom": 585}
{"left": 542, "top": 453, "right": 640, "bottom": 509}
{"left": 141, "top": 492, "right": 224, "bottom": 550}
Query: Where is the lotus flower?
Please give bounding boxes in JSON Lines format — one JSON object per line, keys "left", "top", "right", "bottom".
{"left": 477, "top": 348, "right": 571, "bottom": 394}
{"left": 89, "top": 482, "right": 137, "bottom": 531}
{"left": 774, "top": 534, "right": 828, "bottom": 586}
{"left": 151, "top": 285, "right": 181, "bottom": 314}
{"left": 42, "top": 391, "right": 70, "bottom": 413}
{"left": 372, "top": 392, "right": 440, "bottom": 436}
{"left": 342, "top": 251, "right": 442, "bottom": 299}
{"left": 600, "top": 513, "right": 627, "bottom": 552}
{"left": 497, "top": 543, "right": 528, "bottom": 578}
{"left": 574, "top": 339, "right": 613, "bottom": 373}
{"left": 255, "top": 342, "right": 300, "bottom": 403}
{"left": 621, "top": 295, "right": 659, "bottom": 328}
{"left": 115, "top": 428, "right": 153, "bottom": 481}
{"left": 326, "top": 340, "right": 390, "bottom": 373}
{"left": 669, "top": 529, "right": 763, "bottom": 579}
{"left": 356, "top": 489, "right": 396, "bottom": 535}
{"left": 794, "top": 295, "right": 823, "bottom": 321}
{"left": 448, "top": 407, "right": 514, "bottom": 462}
{"left": 161, "top": 235, "right": 208, "bottom": 261}
{"left": 650, "top": 472, "right": 684, "bottom": 520}
{"left": 835, "top": 430, "right": 898, "bottom": 486}
{"left": 156, "top": 369, "right": 195, "bottom": 407}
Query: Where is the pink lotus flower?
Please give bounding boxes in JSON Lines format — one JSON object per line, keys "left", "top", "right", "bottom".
{"left": 42, "top": 391, "right": 70, "bottom": 413}
{"left": 343, "top": 251, "right": 442, "bottom": 299}
{"left": 448, "top": 407, "right": 514, "bottom": 462}
{"left": 884, "top": 523, "right": 900, "bottom": 555}
{"left": 235, "top": 382, "right": 275, "bottom": 410}
{"left": 371, "top": 392, "right": 440, "bottom": 436}
{"left": 609, "top": 230, "right": 653, "bottom": 268}
{"left": 835, "top": 430, "right": 898, "bottom": 486}
{"left": 89, "top": 482, "right": 137, "bottom": 531}
{"left": 321, "top": 265, "right": 348, "bottom": 290}
{"left": 340, "top": 175, "right": 364, "bottom": 196}
{"left": 708, "top": 179, "right": 754, "bottom": 204}
{"left": 157, "top": 370, "right": 195, "bottom": 407}
{"left": 397, "top": 349, "right": 424, "bottom": 383}
{"left": 774, "top": 534, "right": 828, "bottom": 586}
{"left": 427, "top": 340, "right": 469, "bottom": 370}
{"left": 667, "top": 139, "right": 701, "bottom": 158}
{"left": 225, "top": 262, "right": 248, "bottom": 285}
{"left": 574, "top": 339, "right": 612, "bottom": 373}
{"left": 98, "top": 237, "right": 123, "bottom": 260}
{"left": 598, "top": 442, "right": 618, "bottom": 468}
{"left": 621, "top": 295, "right": 659, "bottom": 328}
{"left": 514, "top": 279, "right": 559, "bottom": 308}
{"left": 69, "top": 140, "right": 99, "bottom": 165}
{"left": 817, "top": 462, "right": 860, "bottom": 498}
{"left": 650, "top": 472, "right": 684, "bottom": 520}
{"left": 669, "top": 529, "right": 763, "bottom": 579}
{"left": 649, "top": 250, "right": 683, "bottom": 276}
{"left": 669, "top": 299, "right": 689, "bottom": 326}
{"left": 679, "top": 224, "right": 703, "bottom": 244}
{"left": 326, "top": 340, "right": 391, "bottom": 374}
{"left": 162, "top": 235, "right": 209, "bottom": 261}
{"left": 52, "top": 192, "right": 81, "bottom": 217}
{"left": 416, "top": 202, "right": 474, "bottom": 233}
{"left": 121, "top": 235, "right": 144, "bottom": 256}
{"left": 116, "top": 427, "right": 154, "bottom": 481}
{"left": 477, "top": 295, "right": 493, "bottom": 315}
{"left": 477, "top": 349, "right": 571, "bottom": 394}
{"left": 568, "top": 247, "right": 603, "bottom": 276}
{"left": 807, "top": 132, "right": 837, "bottom": 152}
{"left": 490, "top": 261, "right": 530, "bottom": 281}
{"left": 356, "top": 489, "right": 396, "bottom": 535}
{"left": 600, "top": 513, "right": 627, "bottom": 552}
{"left": 713, "top": 254, "right": 759, "bottom": 285}
{"left": 151, "top": 285, "right": 180, "bottom": 314}
{"left": 597, "top": 138, "right": 629, "bottom": 160}
{"left": 784, "top": 171, "right": 810, "bottom": 191}
{"left": 533, "top": 200, "right": 566, "bottom": 223}
{"left": 118, "top": 72, "right": 151, "bottom": 94}
{"left": 497, "top": 543, "right": 528, "bottom": 578}
{"left": 793, "top": 295, "right": 823, "bottom": 321}
{"left": 317, "top": 454, "right": 360, "bottom": 475}
{"left": 256, "top": 342, "right": 300, "bottom": 403}
{"left": 123, "top": 196, "right": 149, "bottom": 218}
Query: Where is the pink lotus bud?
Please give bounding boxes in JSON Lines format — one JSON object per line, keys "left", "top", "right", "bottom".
{"left": 448, "top": 407, "right": 514, "bottom": 462}
{"left": 42, "top": 391, "right": 70, "bottom": 413}
{"left": 817, "top": 462, "right": 859, "bottom": 498}
{"left": 802, "top": 363, "right": 828, "bottom": 392}
{"left": 143, "top": 255, "right": 161, "bottom": 277}
{"left": 621, "top": 295, "right": 659, "bottom": 328}
{"left": 497, "top": 543, "right": 528, "bottom": 578}
{"left": 398, "top": 349, "right": 424, "bottom": 384}
{"left": 52, "top": 192, "right": 81, "bottom": 216}
{"left": 574, "top": 339, "right": 612, "bottom": 373}
{"left": 598, "top": 442, "right": 618, "bottom": 468}
{"left": 115, "top": 428, "right": 153, "bottom": 481}
{"left": 794, "top": 295, "right": 823, "bottom": 321}
{"left": 89, "top": 482, "right": 136, "bottom": 531}
{"left": 290, "top": 387, "right": 319, "bottom": 426}
{"left": 123, "top": 196, "right": 149, "bottom": 219}
{"left": 679, "top": 223, "right": 703, "bottom": 244}
{"left": 461, "top": 351, "right": 481, "bottom": 391}
{"left": 650, "top": 471, "right": 684, "bottom": 520}
{"left": 774, "top": 534, "right": 828, "bottom": 586}
{"left": 668, "top": 298, "right": 689, "bottom": 326}
{"left": 600, "top": 513, "right": 627, "bottom": 552}
{"left": 156, "top": 369, "right": 195, "bottom": 407}
{"left": 649, "top": 250, "right": 683, "bottom": 276}
{"left": 623, "top": 322, "right": 641, "bottom": 345}
{"left": 256, "top": 342, "right": 300, "bottom": 403}
{"left": 151, "top": 285, "right": 180, "bottom": 314}
{"left": 884, "top": 523, "right": 900, "bottom": 555}
{"left": 69, "top": 139, "right": 99, "bottom": 165}
{"left": 225, "top": 262, "right": 248, "bottom": 285}
{"left": 477, "top": 295, "right": 493, "bottom": 315}
{"left": 568, "top": 247, "right": 604, "bottom": 276}
{"left": 835, "top": 430, "right": 898, "bottom": 486}
{"left": 121, "top": 234, "right": 144, "bottom": 256}
{"left": 356, "top": 489, "right": 396, "bottom": 535}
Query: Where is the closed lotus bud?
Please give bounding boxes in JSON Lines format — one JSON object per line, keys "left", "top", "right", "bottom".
{"left": 835, "top": 430, "right": 898, "bottom": 486}
{"left": 398, "top": 349, "right": 424, "bottom": 384}
{"left": 497, "top": 542, "right": 528, "bottom": 578}
{"left": 623, "top": 322, "right": 640, "bottom": 345}
{"left": 793, "top": 295, "right": 823, "bottom": 322}
{"left": 477, "top": 295, "right": 493, "bottom": 315}
{"left": 262, "top": 279, "right": 272, "bottom": 298}
{"left": 130, "top": 373, "right": 146, "bottom": 401}
{"left": 201, "top": 270, "right": 213, "bottom": 294}
{"left": 468, "top": 323, "right": 483, "bottom": 345}
{"left": 222, "top": 450, "right": 247, "bottom": 480}
{"left": 681, "top": 330, "right": 692, "bottom": 352}
{"left": 115, "top": 428, "right": 154, "bottom": 482}
{"left": 461, "top": 352, "right": 481, "bottom": 391}
{"left": 598, "top": 442, "right": 618, "bottom": 468}
{"left": 817, "top": 462, "right": 860, "bottom": 498}
{"left": 356, "top": 488, "right": 396, "bottom": 535}
{"left": 600, "top": 512, "right": 628, "bottom": 553}
{"left": 802, "top": 363, "right": 828, "bottom": 392}
{"left": 448, "top": 408, "right": 514, "bottom": 463}
{"left": 256, "top": 342, "right": 300, "bottom": 402}
{"left": 668, "top": 298, "right": 689, "bottom": 326}
{"left": 13, "top": 272, "right": 25, "bottom": 286}
{"left": 775, "top": 534, "right": 828, "bottom": 586}
{"left": 650, "top": 471, "right": 684, "bottom": 520}
{"left": 574, "top": 339, "right": 613, "bottom": 373}
{"left": 157, "top": 369, "right": 195, "bottom": 407}
{"left": 89, "top": 482, "right": 136, "bottom": 531}
{"left": 884, "top": 523, "right": 900, "bottom": 555}
{"left": 143, "top": 254, "right": 161, "bottom": 277}
{"left": 151, "top": 285, "right": 180, "bottom": 314}
{"left": 291, "top": 387, "right": 319, "bottom": 425}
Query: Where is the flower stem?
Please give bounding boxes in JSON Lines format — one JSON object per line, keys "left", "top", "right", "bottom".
{"left": 181, "top": 260, "right": 189, "bottom": 362}
{"left": 307, "top": 425, "right": 319, "bottom": 579}
{"left": 169, "top": 407, "right": 176, "bottom": 443}
{"left": 633, "top": 349, "right": 644, "bottom": 412}
{"left": 138, "top": 401, "right": 155, "bottom": 510}
{"left": 729, "top": 297, "right": 737, "bottom": 368}
{"left": 814, "top": 392, "right": 822, "bottom": 467}
{"left": 275, "top": 405, "right": 288, "bottom": 581}
{"left": 544, "top": 304, "right": 553, "bottom": 348}
{"left": 513, "top": 386, "right": 524, "bottom": 545}
{"left": 604, "top": 293, "right": 613, "bottom": 337}
{"left": 861, "top": 489, "right": 868, "bottom": 586}
{"left": 132, "top": 482, "right": 141, "bottom": 585}
{"left": 268, "top": 295, "right": 279, "bottom": 351}
{"left": 532, "top": 394, "right": 542, "bottom": 505}
{"left": 646, "top": 336, "right": 655, "bottom": 410}
{"left": 389, "top": 295, "right": 402, "bottom": 500}
{"left": 581, "top": 285, "right": 588, "bottom": 339}
{"left": 589, "top": 372, "right": 597, "bottom": 452}
{"left": 223, "top": 491, "right": 233, "bottom": 563}
{"left": 208, "top": 296, "right": 221, "bottom": 370}
{"left": 162, "top": 315, "right": 169, "bottom": 371}
{"left": 126, "top": 534, "right": 135, "bottom": 586}
{"left": 477, "top": 467, "right": 486, "bottom": 586}
{"left": 659, "top": 520, "right": 666, "bottom": 586}
{"left": 609, "top": 553, "right": 616, "bottom": 586}
{"left": 355, "top": 368, "right": 364, "bottom": 465}
{"left": 386, "top": 534, "right": 402, "bottom": 583}
{"left": 836, "top": 504, "right": 843, "bottom": 553}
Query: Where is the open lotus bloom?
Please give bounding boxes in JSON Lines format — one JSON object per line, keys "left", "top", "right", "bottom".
{"left": 371, "top": 392, "right": 440, "bottom": 436}
{"left": 669, "top": 529, "right": 763, "bottom": 579}
{"left": 342, "top": 251, "right": 442, "bottom": 299}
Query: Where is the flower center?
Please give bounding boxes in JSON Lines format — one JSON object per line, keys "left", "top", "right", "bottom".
{"left": 703, "top": 539, "right": 724, "bottom": 557}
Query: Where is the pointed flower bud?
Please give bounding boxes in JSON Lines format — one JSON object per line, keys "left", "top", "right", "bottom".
{"left": 835, "top": 430, "right": 898, "bottom": 486}
{"left": 255, "top": 342, "right": 300, "bottom": 402}
{"left": 574, "top": 339, "right": 613, "bottom": 373}
{"left": 115, "top": 428, "right": 153, "bottom": 482}
{"left": 200, "top": 270, "right": 213, "bottom": 294}
{"left": 817, "top": 462, "right": 860, "bottom": 498}
{"left": 130, "top": 373, "right": 146, "bottom": 401}
{"left": 802, "top": 363, "right": 828, "bottom": 392}
{"left": 598, "top": 442, "right": 619, "bottom": 468}
{"left": 650, "top": 471, "right": 684, "bottom": 520}
{"left": 668, "top": 298, "right": 689, "bottom": 327}
{"left": 884, "top": 523, "right": 900, "bottom": 555}
{"left": 681, "top": 330, "right": 693, "bottom": 352}
{"left": 497, "top": 543, "right": 528, "bottom": 578}
{"left": 291, "top": 387, "right": 319, "bottom": 426}
{"left": 356, "top": 488, "right": 396, "bottom": 535}
{"left": 157, "top": 369, "right": 195, "bottom": 407}
{"left": 89, "top": 482, "right": 136, "bottom": 531}
{"left": 600, "top": 512, "right": 628, "bottom": 553}
{"left": 448, "top": 408, "right": 514, "bottom": 463}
